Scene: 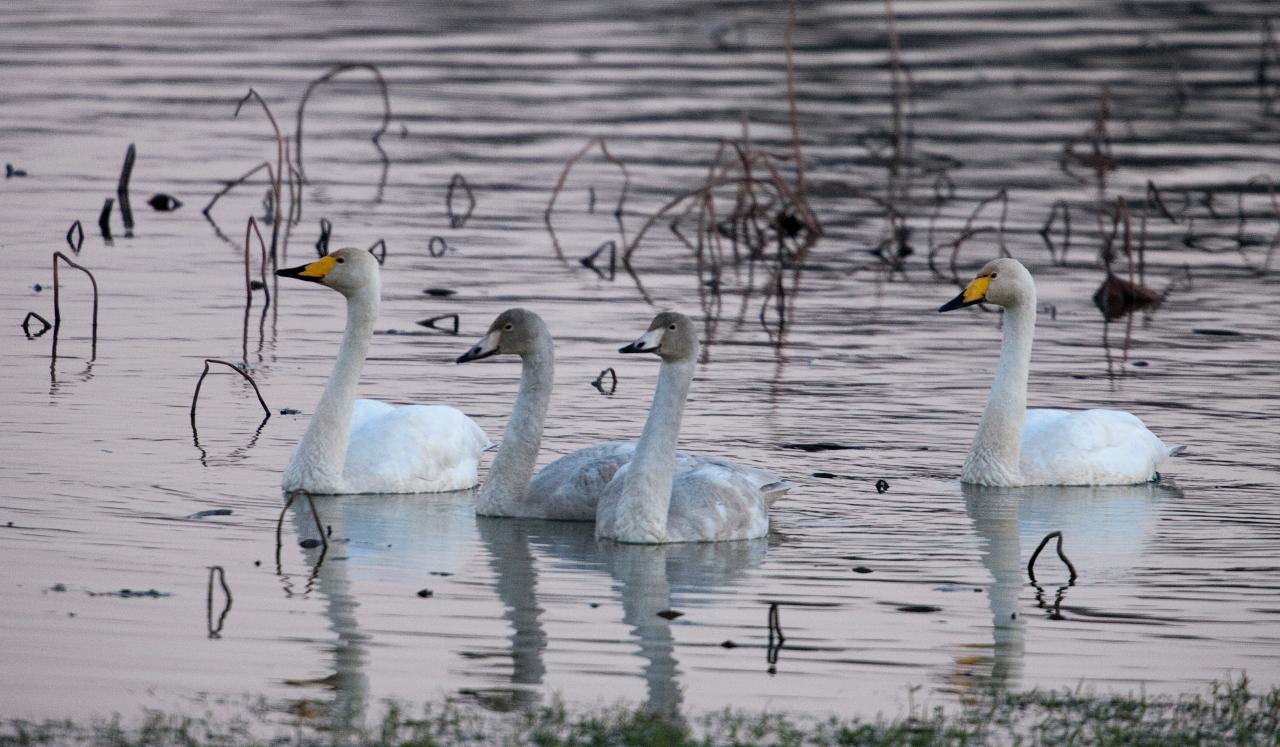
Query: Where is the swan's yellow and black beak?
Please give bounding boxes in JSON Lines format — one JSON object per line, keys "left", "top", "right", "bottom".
{"left": 939, "top": 273, "right": 991, "bottom": 312}
{"left": 457, "top": 330, "right": 501, "bottom": 363}
{"left": 276, "top": 255, "right": 336, "bottom": 284}
{"left": 619, "top": 326, "right": 663, "bottom": 354}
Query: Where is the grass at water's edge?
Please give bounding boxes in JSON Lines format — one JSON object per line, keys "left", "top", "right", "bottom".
{"left": 2, "top": 677, "right": 1278, "bottom": 746}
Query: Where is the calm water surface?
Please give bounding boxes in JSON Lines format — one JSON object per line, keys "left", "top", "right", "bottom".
{"left": 1, "top": 0, "right": 1278, "bottom": 727}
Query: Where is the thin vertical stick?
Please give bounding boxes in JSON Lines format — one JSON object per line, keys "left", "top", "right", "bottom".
{"left": 51, "top": 252, "right": 99, "bottom": 362}
{"left": 117, "top": 144, "right": 136, "bottom": 233}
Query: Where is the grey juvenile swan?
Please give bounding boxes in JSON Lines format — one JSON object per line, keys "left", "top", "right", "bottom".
{"left": 594, "top": 311, "right": 793, "bottom": 543}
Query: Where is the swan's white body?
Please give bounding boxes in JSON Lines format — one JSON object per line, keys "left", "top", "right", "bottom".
{"left": 460, "top": 309, "right": 723, "bottom": 521}
{"left": 942, "top": 258, "right": 1181, "bottom": 487}
{"left": 594, "top": 313, "right": 791, "bottom": 544}
{"left": 279, "top": 249, "right": 489, "bottom": 495}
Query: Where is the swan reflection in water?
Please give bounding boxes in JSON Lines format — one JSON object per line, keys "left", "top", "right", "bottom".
{"left": 956, "top": 480, "right": 1182, "bottom": 692}
{"left": 281, "top": 491, "right": 766, "bottom": 734}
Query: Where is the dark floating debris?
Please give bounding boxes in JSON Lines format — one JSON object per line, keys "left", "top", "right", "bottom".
{"left": 1093, "top": 273, "right": 1161, "bottom": 321}
{"left": 368, "top": 238, "right": 387, "bottom": 265}
{"left": 656, "top": 609, "right": 683, "bottom": 620}
{"left": 812, "top": 471, "right": 837, "bottom": 479}
{"left": 1192, "top": 328, "right": 1244, "bottom": 337}
{"left": 315, "top": 217, "right": 332, "bottom": 257}
{"left": 417, "top": 313, "right": 460, "bottom": 336}
{"left": 299, "top": 538, "right": 323, "bottom": 549}
{"left": 147, "top": 193, "right": 182, "bottom": 211}
{"left": 31, "top": 284, "right": 40, "bottom": 292}
{"left": 97, "top": 198, "right": 114, "bottom": 241}
{"left": 429, "top": 571, "right": 453, "bottom": 577}
{"left": 416, "top": 588, "right": 434, "bottom": 598}
{"left": 5, "top": 163, "right": 28, "bottom": 178}
{"left": 21, "top": 311, "right": 51, "bottom": 339}
{"left": 91, "top": 588, "right": 172, "bottom": 598}
{"left": 875, "top": 479, "right": 890, "bottom": 494}
{"left": 579, "top": 240, "right": 617, "bottom": 281}
{"left": 65, "top": 220, "right": 84, "bottom": 254}
{"left": 720, "top": 640, "right": 737, "bottom": 648}
{"left": 591, "top": 367, "right": 617, "bottom": 396}
{"left": 49, "top": 583, "right": 67, "bottom": 593}
{"left": 280, "top": 407, "right": 301, "bottom": 415}
{"left": 427, "top": 236, "right": 450, "bottom": 257}
{"left": 781, "top": 442, "right": 863, "bottom": 452}
{"left": 895, "top": 604, "right": 942, "bottom": 613}
{"left": 117, "top": 143, "right": 136, "bottom": 233}
{"left": 852, "top": 566, "right": 873, "bottom": 574}
{"left": 423, "top": 288, "right": 456, "bottom": 297}
{"left": 1027, "top": 530, "right": 1078, "bottom": 584}
{"left": 249, "top": 279, "right": 265, "bottom": 291}
{"left": 446, "top": 173, "right": 476, "bottom": 228}
{"left": 186, "top": 509, "right": 233, "bottom": 520}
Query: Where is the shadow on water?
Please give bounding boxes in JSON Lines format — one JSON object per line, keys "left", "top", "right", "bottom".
{"left": 279, "top": 493, "right": 765, "bottom": 733}
{"left": 958, "top": 480, "right": 1182, "bottom": 693}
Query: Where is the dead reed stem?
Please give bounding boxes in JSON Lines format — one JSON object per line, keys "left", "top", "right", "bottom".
{"left": 294, "top": 63, "right": 391, "bottom": 185}
{"left": 206, "top": 565, "right": 232, "bottom": 638}
{"left": 242, "top": 217, "right": 271, "bottom": 362}
{"left": 1027, "top": 531, "right": 1078, "bottom": 584}
{"left": 545, "top": 137, "right": 631, "bottom": 261}
{"left": 51, "top": 251, "right": 99, "bottom": 362}
{"left": 190, "top": 358, "right": 271, "bottom": 422}
{"left": 117, "top": 144, "right": 135, "bottom": 234}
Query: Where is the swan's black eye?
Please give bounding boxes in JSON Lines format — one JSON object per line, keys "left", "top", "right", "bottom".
{"left": 336, "top": 257, "right": 345, "bottom": 264}
{"left": 668, "top": 323, "right": 677, "bottom": 330}
{"left": 989, "top": 272, "right": 996, "bottom": 278}
{"left": 503, "top": 323, "right": 513, "bottom": 331}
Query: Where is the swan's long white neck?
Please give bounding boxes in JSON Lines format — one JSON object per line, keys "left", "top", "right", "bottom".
{"left": 964, "top": 295, "right": 1035, "bottom": 486}
{"left": 477, "top": 333, "right": 554, "bottom": 515}
{"left": 287, "top": 285, "right": 379, "bottom": 491}
{"left": 611, "top": 355, "right": 695, "bottom": 543}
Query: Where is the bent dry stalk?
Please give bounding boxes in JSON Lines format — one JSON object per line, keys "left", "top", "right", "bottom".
{"left": 446, "top": 173, "right": 475, "bottom": 228}
{"left": 65, "top": 220, "right": 84, "bottom": 254}
{"left": 544, "top": 137, "right": 631, "bottom": 261}
{"left": 294, "top": 63, "right": 391, "bottom": 185}
{"left": 590, "top": 367, "right": 617, "bottom": 396}
{"left": 190, "top": 359, "right": 271, "bottom": 423}
{"left": 21, "top": 312, "right": 52, "bottom": 339}
{"left": 1027, "top": 530, "right": 1078, "bottom": 585}
{"left": 206, "top": 565, "right": 233, "bottom": 639}
{"left": 116, "top": 143, "right": 135, "bottom": 234}
{"left": 51, "top": 251, "right": 99, "bottom": 363}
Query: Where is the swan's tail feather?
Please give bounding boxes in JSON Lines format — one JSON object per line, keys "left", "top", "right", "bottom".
{"left": 1168, "top": 444, "right": 1187, "bottom": 457}
{"left": 761, "top": 479, "right": 796, "bottom": 506}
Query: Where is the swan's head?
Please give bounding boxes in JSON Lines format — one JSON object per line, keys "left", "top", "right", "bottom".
{"left": 276, "top": 247, "right": 380, "bottom": 297}
{"left": 619, "top": 311, "right": 699, "bottom": 361}
{"left": 939, "top": 257, "right": 1034, "bottom": 312}
{"left": 456, "top": 307, "right": 548, "bottom": 363}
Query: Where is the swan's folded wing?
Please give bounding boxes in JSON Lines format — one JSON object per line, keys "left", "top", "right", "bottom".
{"left": 345, "top": 402, "right": 490, "bottom": 493}
{"left": 665, "top": 460, "right": 786, "bottom": 542}
{"left": 526, "top": 442, "right": 635, "bottom": 520}
{"left": 1021, "top": 408, "right": 1172, "bottom": 485}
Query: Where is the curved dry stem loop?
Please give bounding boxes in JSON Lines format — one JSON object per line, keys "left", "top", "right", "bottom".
{"left": 1027, "top": 530, "right": 1078, "bottom": 585}
{"left": 190, "top": 358, "right": 271, "bottom": 422}
{"left": 51, "top": 251, "right": 99, "bottom": 363}
{"left": 295, "top": 63, "right": 391, "bottom": 184}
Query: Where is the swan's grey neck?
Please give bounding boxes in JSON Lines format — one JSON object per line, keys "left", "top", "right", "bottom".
{"left": 290, "top": 289, "right": 379, "bottom": 490}
{"left": 612, "top": 356, "right": 695, "bottom": 542}
{"left": 964, "top": 298, "right": 1035, "bottom": 485}
{"left": 477, "top": 334, "right": 554, "bottom": 515}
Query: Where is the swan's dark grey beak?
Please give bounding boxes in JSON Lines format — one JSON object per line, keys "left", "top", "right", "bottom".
{"left": 939, "top": 274, "right": 990, "bottom": 312}
{"left": 276, "top": 255, "right": 336, "bottom": 284}
{"left": 619, "top": 327, "right": 663, "bottom": 354}
{"left": 457, "top": 330, "right": 501, "bottom": 363}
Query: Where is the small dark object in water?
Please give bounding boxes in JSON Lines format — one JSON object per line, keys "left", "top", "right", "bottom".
{"left": 50, "top": 583, "right": 67, "bottom": 592}
{"left": 147, "top": 194, "right": 182, "bottom": 211}
{"left": 254, "top": 560, "right": 261, "bottom": 567}
{"left": 427, "top": 236, "right": 450, "bottom": 257}
{"left": 315, "top": 218, "right": 332, "bottom": 257}
{"left": 368, "top": 238, "right": 387, "bottom": 265}
{"left": 299, "top": 538, "right": 323, "bottom": 549}
{"left": 1192, "top": 328, "right": 1243, "bottom": 337}
{"left": 185, "top": 509, "right": 233, "bottom": 520}
{"left": 896, "top": 604, "right": 942, "bottom": 613}
{"left": 5, "top": 521, "right": 11, "bottom": 528}
{"left": 33, "top": 284, "right": 42, "bottom": 293}
{"left": 93, "top": 588, "right": 170, "bottom": 598}
{"left": 429, "top": 571, "right": 453, "bottom": 577}
{"left": 65, "top": 220, "right": 84, "bottom": 254}
{"left": 579, "top": 240, "right": 617, "bottom": 281}
{"left": 5, "top": 163, "right": 28, "bottom": 178}
{"left": 589, "top": 602, "right": 600, "bottom": 608}
{"left": 98, "top": 197, "right": 114, "bottom": 240}
{"left": 1132, "top": 360, "right": 1149, "bottom": 367}
{"left": 812, "top": 471, "right": 837, "bottom": 479}
{"left": 781, "top": 442, "right": 862, "bottom": 452}
{"left": 591, "top": 367, "right": 617, "bottom": 395}
{"left": 875, "top": 479, "right": 889, "bottom": 493}
{"left": 21, "top": 311, "right": 51, "bottom": 339}
{"left": 657, "top": 609, "right": 683, "bottom": 620}
{"left": 852, "top": 566, "right": 873, "bottom": 574}
{"left": 720, "top": 640, "right": 737, "bottom": 648}
{"left": 445, "top": 173, "right": 475, "bottom": 228}
{"left": 423, "top": 288, "right": 456, "bottom": 297}
{"left": 249, "top": 280, "right": 265, "bottom": 291}
{"left": 1093, "top": 273, "right": 1161, "bottom": 320}
{"left": 417, "top": 313, "right": 460, "bottom": 336}
{"left": 775, "top": 209, "right": 805, "bottom": 238}
{"left": 280, "top": 408, "right": 301, "bottom": 415}
{"left": 417, "top": 588, "right": 434, "bottom": 598}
